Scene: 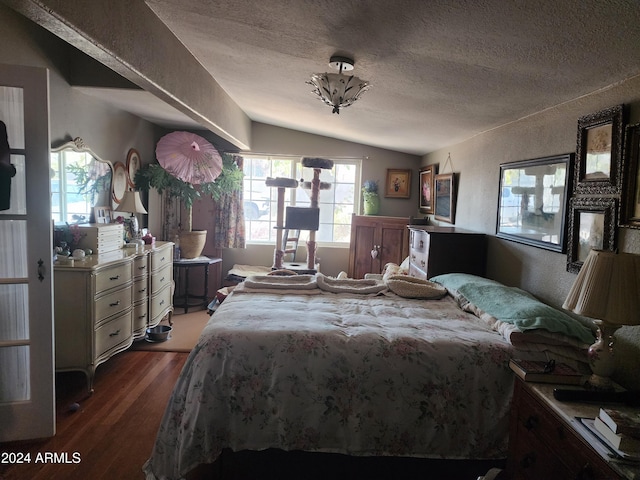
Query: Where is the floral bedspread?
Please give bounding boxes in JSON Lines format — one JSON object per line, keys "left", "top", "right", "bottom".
{"left": 143, "top": 291, "right": 516, "bottom": 480}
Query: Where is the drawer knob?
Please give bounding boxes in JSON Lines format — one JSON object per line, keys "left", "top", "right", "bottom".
{"left": 109, "top": 274, "right": 120, "bottom": 281}
{"left": 138, "top": 313, "right": 147, "bottom": 320}
{"left": 420, "top": 260, "right": 425, "bottom": 267}
{"left": 419, "top": 240, "right": 424, "bottom": 248}
{"left": 520, "top": 452, "right": 536, "bottom": 469}
{"left": 138, "top": 265, "right": 146, "bottom": 271}
{"left": 524, "top": 415, "right": 539, "bottom": 431}
{"left": 109, "top": 329, "right": 120, "bottom": 337}
{"left": 159, "top": 299, "right": 165, "bottom": 306}
{"left": 109, "top": 300, "right": 121, "bottom": 307}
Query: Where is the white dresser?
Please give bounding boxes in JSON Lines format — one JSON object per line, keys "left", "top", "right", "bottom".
{"left": 148, "top": 242, "right": 174, "bottom": 329}
{"left": 54, "top": 242, "right": 174, "bottom": 391}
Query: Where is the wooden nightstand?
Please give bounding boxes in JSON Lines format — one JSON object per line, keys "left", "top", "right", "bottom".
{"left": 505, "top": 378, "right": 639, "bottom": 479}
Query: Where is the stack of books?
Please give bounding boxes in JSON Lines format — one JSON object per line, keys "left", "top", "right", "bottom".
{"left": 509, "top": 358, "right": 585, "bottom": 385}
{"left": 592, "top": 408, "right": 640, "bottom": 458}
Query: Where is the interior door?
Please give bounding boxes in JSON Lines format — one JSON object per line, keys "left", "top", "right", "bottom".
{"left": 0, "top": 64, "right": 55, "bottom": 441}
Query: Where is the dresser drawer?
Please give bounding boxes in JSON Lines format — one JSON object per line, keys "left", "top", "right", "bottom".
{"left": 95, "top": 286, "right": 132, "bottom": 324}
{"left": 133, "top": 255, "right": 148, "bottom": 279}
{"left": 150, "top": 245, "right": 173, "bottom": 271}
{"left": 513, "top": 382, "right": 618, "bottom": 480}
{"left": 150, "top": 284, "right": 172, "bottom": 323}
{"left": 95, "top": 263, "right": 131, "bottom": 293}
{"left": 408, "top": 263, "right": 427, "bottom": 279}
{"left": 132, "top": 300, "right": 149, "bottom": 335}
{"left": 511, "top": 426, "right": 571, "bottom": 480}
{"left": 151, "top": 263, "right": 172, "bottom": 292}
{"left": 95, "top": 310, "right": 132, "bottom": 359}
{"left": 410, "top": 229, "right": 429, "bottom": 253}
{"left": 132, "top": 277, "right": 149, "bottom": 302}
{"left": 410, "top": 248, "right": 428, "bottom": 270}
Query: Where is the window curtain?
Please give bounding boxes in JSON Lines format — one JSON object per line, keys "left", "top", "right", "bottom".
{"left": 214, "top": 154, "right": 245, "bottom": 248}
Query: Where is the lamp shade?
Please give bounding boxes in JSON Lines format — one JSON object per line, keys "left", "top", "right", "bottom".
{"left": 307, "top": 73, "right": 370, "bottom": 114}
{"left": 115, "top": 190, "right": 147, "bottom": 214}
{"left": 563, "top": 250, "right": 640, "bottom": 326}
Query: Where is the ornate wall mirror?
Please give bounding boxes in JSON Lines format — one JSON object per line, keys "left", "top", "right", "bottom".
{"left": 50, "top": 137, "right": 113, "bottom": 225}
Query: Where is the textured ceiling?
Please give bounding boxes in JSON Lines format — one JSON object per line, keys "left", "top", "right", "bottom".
{"left": 129, "top": 1, "right": 640, "bottom": 154}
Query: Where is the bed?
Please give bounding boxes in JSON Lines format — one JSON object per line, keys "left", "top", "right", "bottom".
{"left": 143, "top": 272, "right": 594, "bottom": 480}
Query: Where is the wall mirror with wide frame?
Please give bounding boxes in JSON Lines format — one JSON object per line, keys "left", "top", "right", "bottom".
{"left": 50, "top": 137, "right": 113, "bottom": 225}
{"left": 496, "top": 153, "right": 573, "bottom": 253}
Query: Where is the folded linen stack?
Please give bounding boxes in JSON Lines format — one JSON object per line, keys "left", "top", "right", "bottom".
{"left": 243, "top": 274, "right": 318, "bottom": 290}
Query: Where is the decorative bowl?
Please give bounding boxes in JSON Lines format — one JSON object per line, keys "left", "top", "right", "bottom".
{"left": 146, "top": 325, "right": 172, "bottom": 342}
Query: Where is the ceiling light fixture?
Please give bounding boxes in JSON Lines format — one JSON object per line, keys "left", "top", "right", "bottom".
{"left": 307, "top": 55, "right": 370, "bottom": 114}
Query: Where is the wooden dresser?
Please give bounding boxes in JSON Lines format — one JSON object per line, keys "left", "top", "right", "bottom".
{"left": 54, "top": 242, "right": 173, "bottom": 391}
{"left": 348, "top": 215, "right": 409, "bottom": 278}
{"left": 505, "top": 379, "right": 636, "bottom": 479}
{"left": 407, "top": 226, "right": 486, "bottom": 279}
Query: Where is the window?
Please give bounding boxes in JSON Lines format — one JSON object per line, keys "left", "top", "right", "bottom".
{"left": 242, "top": 154, "right": 361, "bottom": 244}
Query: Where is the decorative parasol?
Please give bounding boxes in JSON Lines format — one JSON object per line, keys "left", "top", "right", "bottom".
{"left": 155, "top": 131, "right": 222, "bottom": 185}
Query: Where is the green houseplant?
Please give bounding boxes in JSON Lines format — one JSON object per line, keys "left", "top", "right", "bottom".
{"left": 135, "top": 152, "right": 243, "bottom": 256}
{"left": 362, "top": 180, "right": 380, "bottom": 215}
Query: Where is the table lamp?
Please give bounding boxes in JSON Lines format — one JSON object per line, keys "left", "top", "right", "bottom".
{"left": 562, "top": 249, "right": 640, "bottom": 390}
{"left": 115, "top": 190, "right": 147, "bottom": 238}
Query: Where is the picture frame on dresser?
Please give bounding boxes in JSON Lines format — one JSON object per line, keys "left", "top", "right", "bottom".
{"left": 621, "top": 123, "right": 640, "bottom": 228}
{"left": 496, "top": 154, "right": 573, "bottom": 253}
{"left": 566, "top": 196, "right": 617, "bottom": 273}
{"left": 94, "top": 205, "right": 112, "bottom": 224}
{"left": 418, "top": 165, "right": 437, "bottom": 214}
{"left": 385, "top": 169, "right": 411, "bottom": 198}
{"left": 574, "top": 104, "right": 625, "bottom": 196}
{"left": 434, "top": 173, "right": 456, "bottom": 223}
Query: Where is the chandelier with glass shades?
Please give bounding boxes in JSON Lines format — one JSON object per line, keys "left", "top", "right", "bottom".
{"left": 307, "top": 55, "right": 370, "bottom": 114}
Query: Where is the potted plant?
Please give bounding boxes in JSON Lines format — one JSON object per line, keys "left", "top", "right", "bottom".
{"left": 135, "top": 152, "right": 243, "bottom": 257}
{"left": 362, "top": 180, "right": 380, "bottom": 215}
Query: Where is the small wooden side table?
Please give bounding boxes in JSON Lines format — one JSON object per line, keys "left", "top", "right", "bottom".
{"left": 173, "top": 256, "right": 222, "bottom": 313}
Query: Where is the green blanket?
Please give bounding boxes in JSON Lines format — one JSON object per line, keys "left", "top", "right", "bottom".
{"left": 430, "top": 273, "right": 594, "bottom": 344}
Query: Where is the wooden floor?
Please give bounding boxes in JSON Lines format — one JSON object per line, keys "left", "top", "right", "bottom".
{"left": 0, "top": 350, "right": 188, "bottom": 480}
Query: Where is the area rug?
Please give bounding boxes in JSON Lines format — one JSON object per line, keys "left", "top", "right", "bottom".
{"left": 131, "top": 310, "right": 210, "bottom": 352}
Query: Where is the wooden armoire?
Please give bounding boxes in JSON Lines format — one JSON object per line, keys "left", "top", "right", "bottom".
{"left": 347, "top": 215, "right": 409, "bottom": 279}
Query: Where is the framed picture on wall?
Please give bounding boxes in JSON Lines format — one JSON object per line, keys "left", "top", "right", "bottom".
{"left": 126, "top": 148, "right": 141, "bottom": 188}
{"left": 434, "top": 173, "right": 456, "bottom": 223}
{"left": 385, "top": 169, "right": 411, "bottom": 198}
{"left": 419, "top": 165, "right": 437, "bottom": 214}
{"left": 574, "top": 104, "right": 625, "bottom": 196}
{"left": 112, "top": 161, "right": 128, "bottom": 205}
{"left": 621, "top": 123, "right": 640, "bottom": 228}
{"left": 496, "top": 154, "right": 573, "bottom": 253}
{"left": 566, "top": 196, "right": 617, "bottom": 273}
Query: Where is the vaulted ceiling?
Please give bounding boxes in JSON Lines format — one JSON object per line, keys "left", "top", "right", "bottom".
{"left": 9, "top": 0, "right": 640, "bottom": 156}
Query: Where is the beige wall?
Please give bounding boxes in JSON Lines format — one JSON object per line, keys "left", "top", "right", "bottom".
{"left": 0, "top": 5, "right": 160, "bottom": 165}
{"left": 423, "top": 75, "right": 640, "bottom": 389}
